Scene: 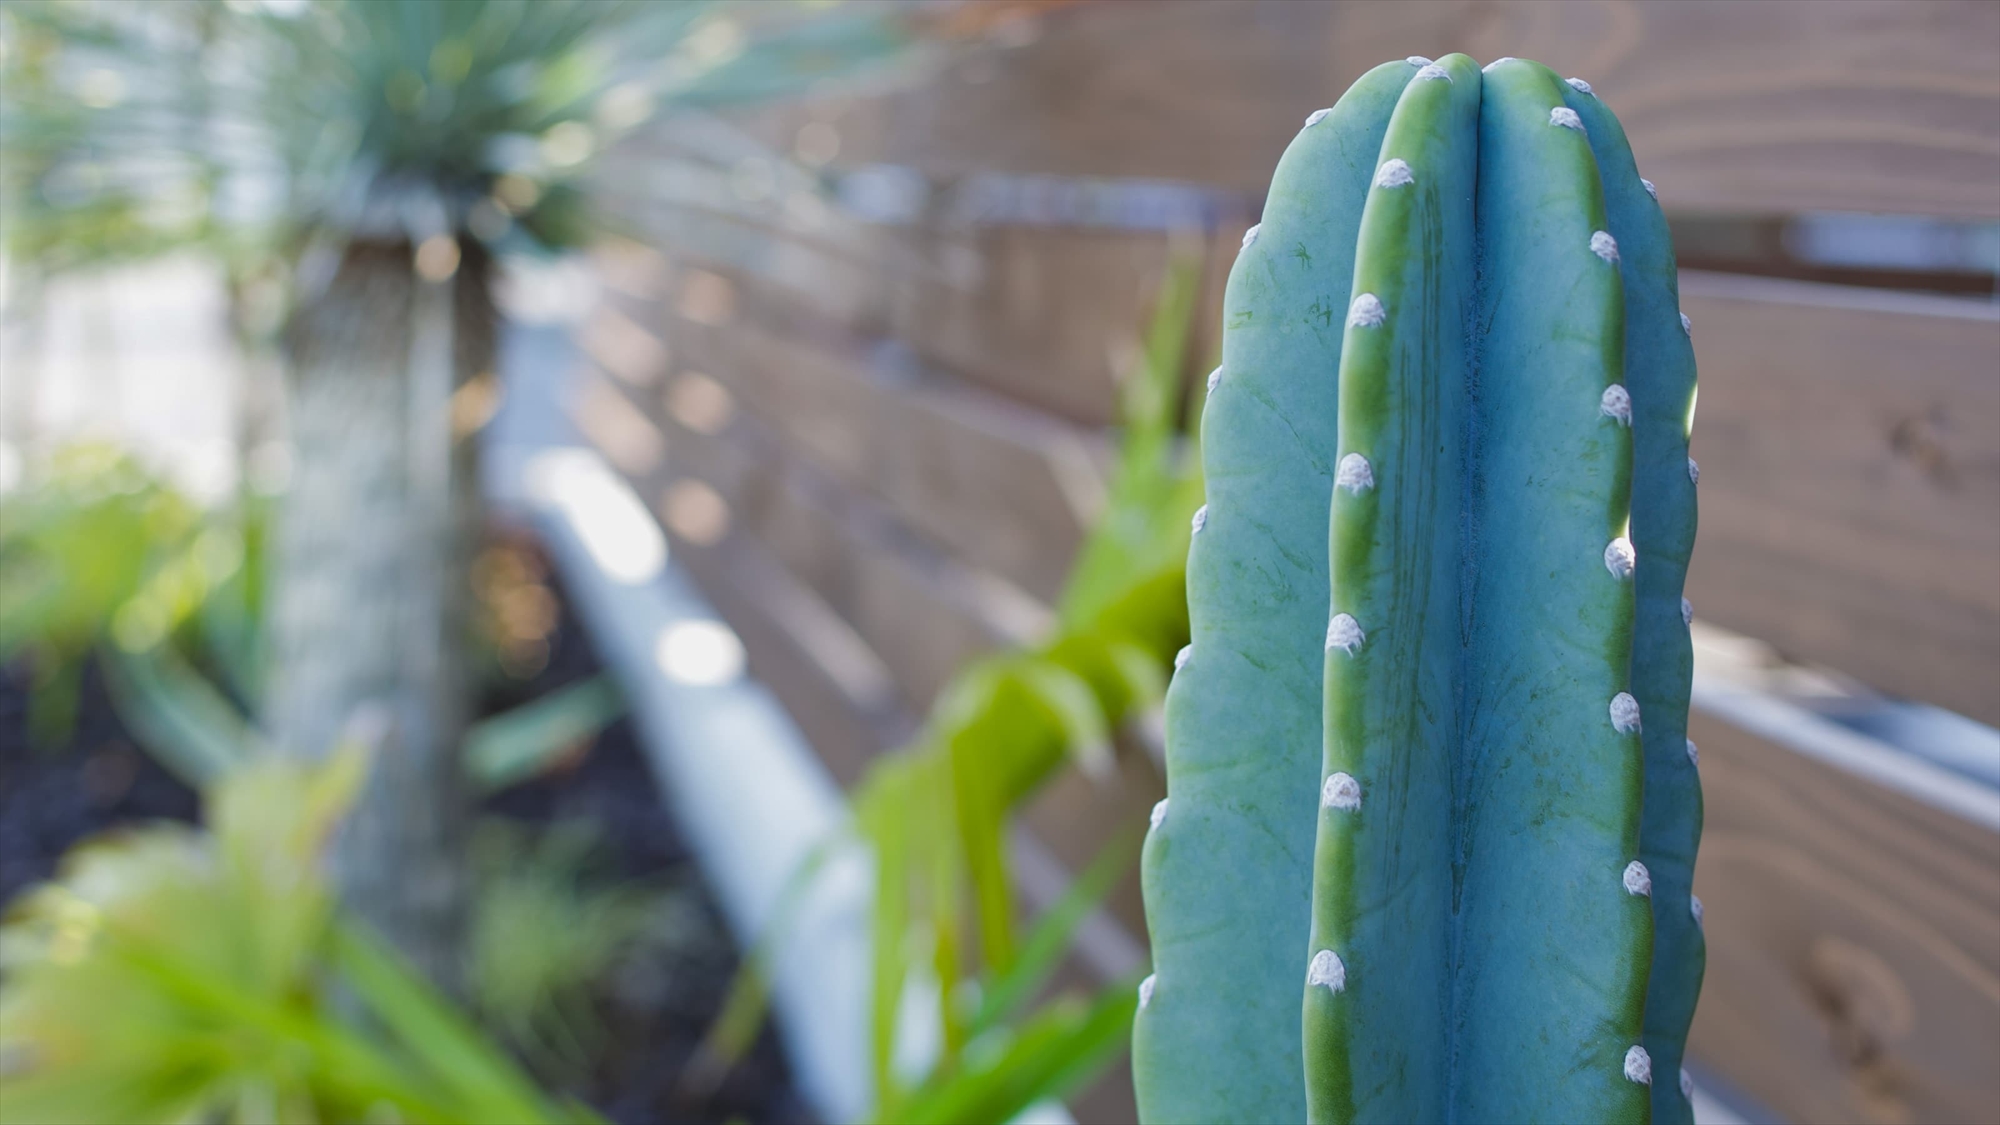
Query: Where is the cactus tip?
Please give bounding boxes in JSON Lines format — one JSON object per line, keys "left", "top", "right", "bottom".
{"left": 1326, "top": 613, "right": 1365, "bottom": 655}
{"left": 1241, "top": 224, "right": 1261, "bottom": 249}
{"left": 1590, "top": 230, "right": 1620, "bottom": 263}
{"left": 1174, "top": 644, "right": 1193, "bottom": 671}
{"left": 1686, "top": 738, "right": 1699, "bottom": 767}
{"left": 1610, "top": 691, "right": 1642, "bottom": 734}
{"left": 1565, "top": 76, "right": 1595, "bottom": 95}
{"left": 1599, "top": 383, "right": 1633, "bottom": 426}
{"left": 1623, "top": 860, "right": 1653, "bottom": 897}
{"left": 1191, "top": 505, "right": 1208, "bottom": 535}
{"left": 1687, "top": 456, "right": 1700, "bottom": 485}
{"left": 1151, "top": 798, "right": 1169, "bottom": 830}
{"left": 1374, "top": 158, "right": 1415, "bottom": 189}
{"left": 1691, "top": 893, "right": 1705, "bottom": 928}
{"left": 1305, "top": 107, "right": 1333, "bottom": 128}
{"left": 1604, "top": 537, "right": 1636, "bottom": 580}
{"left": 1679, "top": 310, "right": 1692, "bottom": 336}
{"left": 1406, "top": 55, "right": 1432, "bottom": 66}
{"left": 1483, "top": 56, "right": 1518, "bottom": 73}
{"left": 1414, "top": 63, "right": 1452, "bottom": 82}
{"left": 1624, "top": 1045, "right": 1653, "bottom": 1086}
{"left": 1207, "top": 365, "right": 1223, "bottom": 393}
{"left": 1335, "top": 452, "right": 1376, "bottom": 494}
{"left": 1550, "top": 106, "right": 1586, "bottom": 133}
{"left": 1642, "top": 177, "right": 1659, "bottom": 200}
{"left": 1681, "top": 596, "right": 1694, "bottom": 626}
{"left": 1681, "top": 1068, "right": 1695, "bottom": 1101}
{"left": 1321, "top": 771, "right": 1362, "bottom": 811}
{"left": 1347, "top": 292, "right": 1387, "bottom": 328}
{"left": 1306, "top": 949, "right": 1347, "bottom": 993}
{"left": 1138, "top": 973, "right": 1157, "bottom": 1010}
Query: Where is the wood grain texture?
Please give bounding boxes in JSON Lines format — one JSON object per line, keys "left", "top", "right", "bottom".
{"left": 1681, "top": 272, "right": 2000, "bottom": 725}
{"left": 1687, "top": 707, "right": 2000, "bottom": 1125}
{"left": 597, "top": 348, "right": 1039, "bottom": 710}
{"left": 594, "top": 196, "right": 1205, "bottom": 429}
{"left": 877, "top": 225, "right": 1222, "bottom": 427}
{"left": 746, "top": 0, "right": 2000, "bottom": 218}
{"left": 601, "top": 269, "right": 1104, "bottom": 606}
{"left": 670, "top": 530, "right": 908, "bottom": 788}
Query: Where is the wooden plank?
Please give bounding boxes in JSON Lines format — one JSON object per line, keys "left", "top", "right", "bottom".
{"left": 595, "top": 161, "right": 1229, "bottom": 429}
{"left": 621, "top": 353, "right": 1039, "bottom": 708}
{"left": 1686, "top": 707, "right": 2000, "bottom": 1124}
{"left": 592, "top": 187, "right": 893, "bottom": 334}
{"left": 1681, "top": 271, "right": 2000, "bottom": 724}
{"left": 748, "top": 0, "right": 2000, "bottom": 219}
{"left": 609, "top": 274, "right": 1104, "bottom": 605}
{"left": 749, "top": 473, "right": 1018, "bottom": 708}
{"left": 880, "top": 225, "right": 1222, "bottom": 427}
{"left": 666, "top": 530, "right": 911, "bottom": 788}
{"left": 1329, "top": 0, "right": 2000, "bottom": 220}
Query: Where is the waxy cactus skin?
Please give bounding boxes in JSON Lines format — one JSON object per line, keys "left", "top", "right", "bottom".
{"left": 1135, "top": 55, "right": 1703, "bottom": 1125}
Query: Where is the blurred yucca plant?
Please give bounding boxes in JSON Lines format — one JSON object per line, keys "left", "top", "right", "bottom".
{"left": 0, "top": 0, "right": 922, "bottom": 983}
{"left": 0, "top": 738, "right": 591, "bottom": 1125}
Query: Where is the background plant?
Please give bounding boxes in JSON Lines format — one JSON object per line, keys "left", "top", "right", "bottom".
{"left": 0, "top": 444, "right": 268, "bottom": 781}
{"left": 465, "top": 818, "right": 673, "bottom": 1079}
{"left": 0, "top": 738, "right": 592, "bottom": 1125}
{"left": 0, "top": 0, "right": 923, "bottom": 982}
{"left": 0, "top": 446, "right": 625, "bottom": 794}
{"left": 693, "top": 252, "right": 1209, "bottom": 1124}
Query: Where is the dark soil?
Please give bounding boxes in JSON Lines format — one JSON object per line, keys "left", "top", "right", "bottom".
{"left": 0, "top": 534, "right": 810, "bottom": 1125}
{"left": 0, "top": 660, "right": 201, "bottom": 907}
{"left": 479, "top": 539, "right": 813, "bottom": 1125}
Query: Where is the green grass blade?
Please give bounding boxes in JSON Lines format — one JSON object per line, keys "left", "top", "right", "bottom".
{"left": 970, "top": 826, "right": 1140, "bottom": 1039}
{"left": 328, "top": 922, "right": 587, "bottom": 1125}
{"left": 96, "top": 641, "right": 256, "bottom": 786}
{"left": 893, "top": 985, "right": 1139, "bottom": 1125}
{"left": 462, "top": 675, "right": 625, "bottom": 791}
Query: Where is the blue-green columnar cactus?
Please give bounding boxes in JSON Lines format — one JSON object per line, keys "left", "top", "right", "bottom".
{"left": 1134, "top": 56, "right": 1703, "bottom": 1125}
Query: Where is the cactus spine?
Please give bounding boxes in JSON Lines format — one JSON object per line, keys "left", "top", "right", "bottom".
{"left": 1135, "top": 55, "right": 1702, "bottom": 1125}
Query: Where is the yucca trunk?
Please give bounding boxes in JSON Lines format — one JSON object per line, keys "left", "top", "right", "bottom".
{"left": 269, "top": 238, "right": 493, "bottom": 988}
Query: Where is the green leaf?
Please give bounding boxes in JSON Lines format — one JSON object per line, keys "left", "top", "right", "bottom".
{"left": 890, "top": 984, "right": 1139, "bottom": 1125}
{"left": 96, "top": 641, "right": 256, "bottom": 787}
{"left": 329, "top": 923, "right": 588, "bottom": 1125}
{"left": 462, "top": 674, "right": 625, "bottom": 791}
{"left": 1058, "top": 247, "right": 1205, "bottom": 628}
{"left": 970, "top": 826, "right": 1140, "bottom": 1039}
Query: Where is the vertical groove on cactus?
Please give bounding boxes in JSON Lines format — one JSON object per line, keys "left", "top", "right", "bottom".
{"left": 1132, "top": 59, "right": 1417, "bottom": 1125}
{"left": 1137, "top": 53, "right": 1702, "bottom": 1125}
{"left": 1305, "top": 51, "right": 1480, "bottom": 1125}
{"left": 1563, "top": 74, "right": 1707, "bottom": 1125}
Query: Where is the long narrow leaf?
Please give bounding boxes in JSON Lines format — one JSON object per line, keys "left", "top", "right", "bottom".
{"left": 462, "top": 674, "right": 625, "bottom": 791}
{"left": 859, "top": 757, "right": 919, "bottom": 1116}
{"left": 681, "top": 831, "right": 843, "bottom": 1096}
{"left": 892, "top": 984, "right": 1140, "bottom": 1125}
{"left": 970, "top": 826, "right": 1140, "bottom": 1039}
{"left": 96, "top": 642, "right": 257, "bottom": 787}
{"left": 328, "top": 922, "right": 588, "bottom": 1125}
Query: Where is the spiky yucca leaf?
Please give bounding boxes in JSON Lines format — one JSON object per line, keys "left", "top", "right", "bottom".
{"left": 0, "top": 0, "right": 923, "bottom": 270}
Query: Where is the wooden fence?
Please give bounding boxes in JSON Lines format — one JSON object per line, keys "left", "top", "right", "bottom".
{"left": 576, "top": 2, "right": 2000, "bottom": 1121}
